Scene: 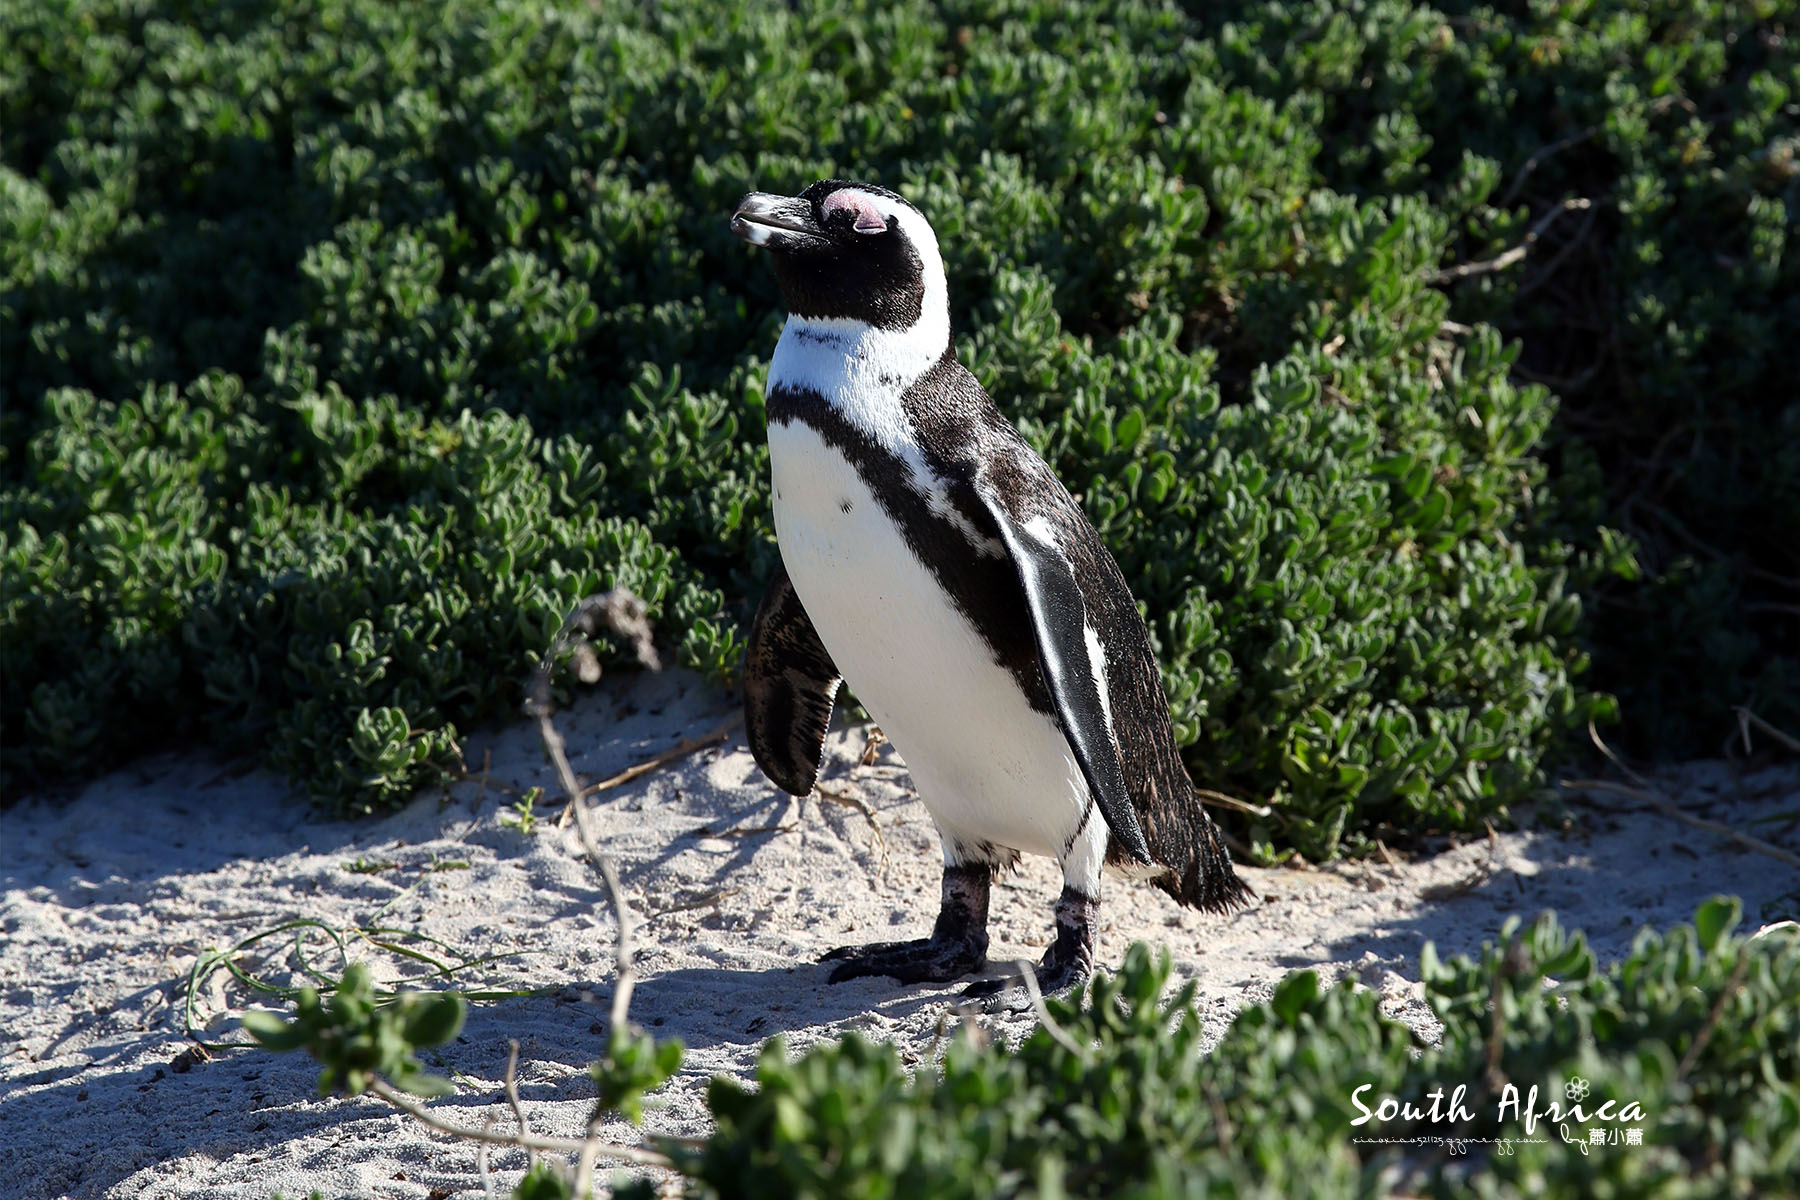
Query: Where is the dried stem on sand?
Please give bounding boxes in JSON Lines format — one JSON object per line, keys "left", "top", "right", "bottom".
{"left": 1562, "top": 722, "right": 1800, "bottom": 871}
{"left": 360, "top": 590, "right": 680, "bottom": 1193}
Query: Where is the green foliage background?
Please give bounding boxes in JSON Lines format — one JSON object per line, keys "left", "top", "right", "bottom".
{"left": 3, "top": 0, "right": 1793, "bottom": 853}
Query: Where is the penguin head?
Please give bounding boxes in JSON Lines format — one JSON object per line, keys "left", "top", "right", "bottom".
{"left": 731, "top": 179, "right": 947, "bottom": 336}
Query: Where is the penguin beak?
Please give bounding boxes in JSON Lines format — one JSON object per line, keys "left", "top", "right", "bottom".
{"left": 731, "top": 192, "right": 820, "bottom": 250}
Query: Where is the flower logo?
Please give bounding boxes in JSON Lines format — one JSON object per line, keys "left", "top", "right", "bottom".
{"left": 1565, "top": 1076, "right": 1590, "bottom": 1102}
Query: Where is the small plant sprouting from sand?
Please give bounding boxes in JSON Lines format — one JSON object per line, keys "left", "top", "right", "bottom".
{"left": 501, "top": 787, "right": 547, "bottom": 835}
{"left": 184, "top": 917, "right": 540, "bottom": 1054}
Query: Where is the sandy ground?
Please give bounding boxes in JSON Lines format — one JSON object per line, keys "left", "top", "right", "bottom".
{"left": 4, "top": 668, "right": 1797, "bottom": 1200}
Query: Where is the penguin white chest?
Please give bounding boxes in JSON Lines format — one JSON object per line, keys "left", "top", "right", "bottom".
{"left": 767, "top": 419, "right": 1092, "bottom": 863}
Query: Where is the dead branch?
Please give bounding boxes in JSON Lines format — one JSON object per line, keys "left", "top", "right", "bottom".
{"left": 1736, "top": 706, "right": 1800, "bottom": 756}
{"left": 1497, "top": 94, "right": 1688, "bottom": 208}
{"left": 557, "top": 718, "right": 740, "bottom": 828}
{"left": 1674, "top": 951, "right": 1751, "bottom": 1084}
{"left": 644, "top": 887, "right": 741, "bottom": 921}
{"left": 695, "top": 821, "right": 795, "bottom": 839}
{"left": 367, "top": 1077, "right": 672, "bottom": 1168}
{"left": 1419, "top": 859, "right": 1497, "bottom": 900}
{"left": 1219, "top": 829, "right": 1258, "bottom": 862}
{"left": 503, "top": 1039, "right": 535, "bottom": 1170}
{"left": 1571, "top": 722, "right": 1798, "bottom": 865}
{"left": 1561, "top": 777, "right": 1800, "bottom": 869}
{"left": 396, "top": 588, "right": 674, "bottom": 1193}
{"left": 1195, "top": 787, "right": 1273, "bottom": 818}
{"left": 1424, "top": 198, "right": 1592, "bottom": 284}
{"left": 476, "top": 1116, "right": 499, "bottom": 1200}
{"left": 1010, "top": 960, "right": 1088, "bottom": 1059}
{"left": 815, "top": 783, "right": 888, "bottom": 874}
{"left": 1514, "top": 197, "right": 1600, "bottom": 299}
{"left": 1499, "top": 129, "right": 1602, "bottom": 208}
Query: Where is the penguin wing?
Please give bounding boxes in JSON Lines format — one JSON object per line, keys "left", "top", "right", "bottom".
{"left": 744, "top": 561, "right": 842, "bottom": 796}
{"left": 974, "top": 487, "right": 1155, "bottom": 866}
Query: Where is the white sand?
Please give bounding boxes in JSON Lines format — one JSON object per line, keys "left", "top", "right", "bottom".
{"left": 4, "top": 668, "right": 1795, "bottom": 1199}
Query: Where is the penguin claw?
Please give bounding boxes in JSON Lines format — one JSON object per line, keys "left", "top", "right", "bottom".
{"left": 820, "top": 937, "right": 986, "bottom": 985}
{"left": 960, "top": 962, "right": 1091, "bottom": 1014}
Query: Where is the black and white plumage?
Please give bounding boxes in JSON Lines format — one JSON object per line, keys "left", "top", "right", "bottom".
{"left": 734, "top": 179, "right": 1249, "bottom": 1001}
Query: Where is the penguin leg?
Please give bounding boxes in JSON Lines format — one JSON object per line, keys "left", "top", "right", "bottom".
{"left": 820, "top": 861, "right": 991, "bottom": 984}
{"left": 964, "top": 805, "right": 1104, "bottom": 1011}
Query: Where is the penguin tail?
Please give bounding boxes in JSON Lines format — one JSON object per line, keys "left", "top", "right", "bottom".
{"left": 1158, "top": 821, "right": 1255, "bottom": 914}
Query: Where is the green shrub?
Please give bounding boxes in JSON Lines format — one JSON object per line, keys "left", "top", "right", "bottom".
{"left": 1196, "top": 0, "right": 1800, "bottom": 758}
{"left": 246, "top": 899, "right": 1800, "bottom": 1198}
{"left": 3, "top": 0, "right": 1786, "bottom": 845}
{"left": 676, "top": 898, "right": 1798, "bottom": 1198}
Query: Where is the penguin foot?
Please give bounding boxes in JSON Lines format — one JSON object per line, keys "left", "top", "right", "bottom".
{"left": 822, "top": 861, "right": 993, "bottom": 985}
{"left": 821, "top": 937, "right": 987, "bottom": 985}
{"left": 962, "top": 884, "right": 1099, "bottom": 1013}
{"left": 961, "top": 959, "right": 1092, "bottom": 1013}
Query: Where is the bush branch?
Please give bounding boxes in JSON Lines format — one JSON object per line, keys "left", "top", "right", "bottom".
{"left": 366, "top": 1077, "right": 673, "bottom": 1168}
{"left": 1425, "top": 198, "right": 1592, "bottom": 284}
{"left": 1735, "top": 706, "right": 1800, "bottom": 756}
{"left": 1011, "top": 960, "right": 1089, "bottom": 1059}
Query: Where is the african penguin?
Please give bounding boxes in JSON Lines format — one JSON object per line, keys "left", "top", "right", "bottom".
{"left": 733, "top": 179, "right": 1249, "bottom": 1004}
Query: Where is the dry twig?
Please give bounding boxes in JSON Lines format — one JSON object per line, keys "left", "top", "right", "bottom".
{"left": 1735, "top": 706, "right": 1800, "bottom": 757}
{"left": 423, "top": 588, "right": 676, "bottom": 1191}
{"left": 1499, "top": 129, "right": 1602, "bottom": 207}
{"left": 1674, "top": 951, "right": 1751, "bottom": 1084}
{"left": 367, "top": 1077, "right": 672, "bottom": 1167}
{"left": 1483, "top": 952, "right": 1511, "bottom": 1095}
{"left": 1561, "top": 722, "right": 1800, "bottom": 869}
{"left": 1424, "top": 198, "right": 1592, "bottom": 284}
{"left": 476, "top": 1117, "right": 500, "bottom": 1200}
{"left": 710, "top": 821, "right": 796, "bottom": 838}
{"left": 1515, "top": 198, "right": 1599, "bottom": 299}
{"left": 815, "top": 783, "right": 888, "bottom": 874}
{"left": 1497, "top": 94, "right": 1688, "bottom": 207}
{"left": 1419, "top": 859, "right": 1496, "bottom": 901}
{"left": 558, "top": 718, "right": 739, "bottom": 827}
{"left": 1195, "top": 787, "right": 1273, "bottom": 818}
{"left": 644, "top": 887, "right": 741, "bottom": 921}
{"left": 503, "top": 1039, "right": 535, "bottom": 1171}
{"left": 1011, "top": 959, "right": 1089, "bottom": 1059}
{"left": 1561, "top": 777, "right": 1800, "bottom": 869}
{"left": 1202, "top": 1079, "right": 1236, "bottom": 1157}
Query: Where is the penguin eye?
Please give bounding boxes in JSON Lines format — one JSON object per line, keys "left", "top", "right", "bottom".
{"left": 823, "top": 191, "right": 891, "bottom": 236}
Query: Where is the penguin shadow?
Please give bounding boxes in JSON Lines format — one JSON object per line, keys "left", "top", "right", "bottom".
{"left": 622, "top": 959, "right": 964, "bottom": 1053}
{"left": 617, "top": 762, "right": 905, "bottom": 902}
{"left": 623, "top": 785, "right": 803, "bottom": 885}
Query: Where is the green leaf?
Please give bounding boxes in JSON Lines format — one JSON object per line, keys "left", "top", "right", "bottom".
{"left": 1270, "top": 970, "right": 1319, "bottom": 1025}
{"left": 401, "top": 992, "right": 468, "bottom": 1047}
{"left": 392, "top": 1070, "right": 456, "bottom": 1098}
{"left": 241, "top": 1011, "right": 307, "bottom": 1051}
{"left": 1695, "top": 895, "right": 1742, "bottom": 954}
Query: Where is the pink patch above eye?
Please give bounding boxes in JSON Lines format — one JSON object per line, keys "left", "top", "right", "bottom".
{"left": 823, "top": 191, "right": 890, "bottom": 235}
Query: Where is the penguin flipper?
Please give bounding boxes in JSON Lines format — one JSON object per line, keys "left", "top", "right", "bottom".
{"left": 745, "top": 562, "right": 843, "bottom": 796}
{"left": 976, "top": 494, "right": 1155, "bottom": 866}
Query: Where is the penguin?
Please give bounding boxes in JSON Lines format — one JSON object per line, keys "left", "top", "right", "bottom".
{"left": 732, "top": 179, "right": 1249, "bottom": 1003}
